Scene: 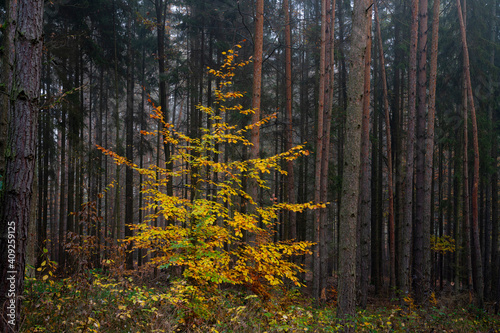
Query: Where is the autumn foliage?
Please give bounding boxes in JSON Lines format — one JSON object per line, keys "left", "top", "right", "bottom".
{"left": 98, "top": 46, "right": 322, "bottom": 302}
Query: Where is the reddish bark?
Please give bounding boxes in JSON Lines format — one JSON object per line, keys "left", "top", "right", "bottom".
{"left": 155, "top": 0, "right": 173, "bottom": 198}
{"left": 456, "top": 0, "right": 484, "bottom": 308}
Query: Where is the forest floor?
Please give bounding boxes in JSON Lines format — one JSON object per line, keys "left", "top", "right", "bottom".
{"left": 20, "top": 268, "right": 500, "bottom": 332}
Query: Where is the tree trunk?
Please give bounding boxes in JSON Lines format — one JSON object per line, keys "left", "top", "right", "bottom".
{"left": 490, "top": 0, "right": 499, "bottom": 304}
{"left": 125, "top": 15, "right": 135, "bottom": 270}
{"left": 313, "top": 0, "right": 328, "bottom": 301}
{"left": 155, "top": 0, "right": 173, "bottom": 200}
{"left": 320, "top": 0, "right": 336, "bottom": 301}
{"left": 337, "top": 0, "right": 370, "bottom": 325}
{"left": 425, "top": 0, "right": 440, "bottom": 293}
{"left": 66, "top": 60, "right": 79, "bottom": 272}
{"left": 486, "top": 0, "right": 497, "bottom": 302}
{"left": 97, "top": 67, "right": 105, "bottom": 266}
{"left": 357, "top": 1, "right": 371, "bottom": 308}
{"left": 58, "top": 104, "right": 67, "bottom": 269}
{"left": 400, "top": 0, "right": 419, "bottom": 296}
{"left": 138, "top": 26, "right": 147, "bottom": 267}
{"left": 248, "top": 0, "right": 264, "bottom": 238}
{"left": 453, "top": 138, "right": 463, "bottom": 290}
{"left": 37, "top": 54, "right": 51, "bottom": 271}
{"left": 371, "top": 89, "right": 382, "bottom": 294}
{"left": 374, "top": 1, "right": 395, "bottom": 289}
{"left": 283, "top": 0, "right": 296, "bottom": 240}
{"left": 336, "top": 0, "right": 348, "bottom": 273}
{"left": 462, "top": 37, "right": 473, "bottom": 302}
{"left": 413, "top": 0, "right": 429, "bottom": 304}
{"left": 0, "top": 0, "right": 43, "bottom": 331}
{"left": 393, "top": 0, "right": 405, "bottom": 291}
{"left": 494, "top": 138, "right": 499, "bottom": 310}
{"left": 456, "top": 0, "right": 484, "bottom": 308}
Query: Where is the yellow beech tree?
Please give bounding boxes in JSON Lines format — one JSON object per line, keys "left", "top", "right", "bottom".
{"left": 99, "top": 47, "right": 322, "bottom": 299}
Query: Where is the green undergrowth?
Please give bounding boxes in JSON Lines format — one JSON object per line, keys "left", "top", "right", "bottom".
{"left": 21, "top": 271, "right": 500, "bottom": 332}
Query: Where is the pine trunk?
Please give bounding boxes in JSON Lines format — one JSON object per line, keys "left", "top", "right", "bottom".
{"left": 0, "top": 0, "right": 43, "bottom": 331}
{"left": 413, "top": 0, "right": 429, "bottom": 304}
{"left": 374, "top": 1, "right": 396, "bottom": 289}
{"left": 248, "top": 0, "right": 264, "bottom": 224}
{"left": 313, "top": 0, "right": 328, "bottom": 301}
{"left": 425, "top": 0, "right": 440, "bottom": 292}
{"left": 155, "top": 0, "right": 173, "bottom": 200}
{"left": 456, "top": 0, "right": 484, "bottom": 308}
{"left": 400, "top": 0, "right": 419, "bottom": 295}
{"left": 337, "top": 0, "right": 370, "bottom": 324}
{"left": 319, "top": 0, "right": 336, "bottom": 301}
{"left": 283, "top": 0, "right": 296, "bottom": 240}
{"left": 358, "top": 1, "right": 371, "bottom": 308}
{"left": 125, "top": 16, "right": 135, "bottom": 270}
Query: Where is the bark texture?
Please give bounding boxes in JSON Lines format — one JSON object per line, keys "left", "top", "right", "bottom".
{"left": 0, "top": 0, "right": 44, "bottom": 331}
{"left": 413, "top": 0, "right": 430, "bottom": 304}
{"left": 337, "top": 0, "right": 370, "bottom": 325}
{"left": 248, "top": 0, "right": 264, "bottom": 211}
{"left": 400, "top": 0, "right": 419, "bottom": 296}
{"left": 358, "top": 2, "right": 372, "bottom": 309}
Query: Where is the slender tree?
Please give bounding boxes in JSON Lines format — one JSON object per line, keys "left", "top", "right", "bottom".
{"left": 456, "top": 0, "right": 484, "bottom": 308}
{"left": 248, "top": 0, "right": 264, "bottom": 225}
{"left": 320, "top": 0, "right": 336, "bottom": 301}
{"left": 125, "top": 14, "right": 135, "bottom": 270}
{"left": 413, "top": 0, "right": 430, "bottom": 304}
{"left": 423, "top": 0, "right": 440, "bottom": 296}
{"left": 489, "top": 0, "right": 499, "bottom": 305}
{"left": 313, "top": 0, "right": 328, "bottom": 301}
{"left": 374, "top": 1, "right": 395, "bottom": 289}
{"left": 358, "top": 1, "right": 372, "bottom": 308}
{"left": 401, "top": 0, "right": 419, "bottom": 296}
{"left": 155, "top": 0, "right": 173, "bottom": 199}
{"left": 283, "top": 0, "right": 296, "bottom": 241}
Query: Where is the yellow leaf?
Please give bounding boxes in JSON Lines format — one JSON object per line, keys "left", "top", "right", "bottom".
{"left": 42, "top": 275, "right": 48, "bottom": 281}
